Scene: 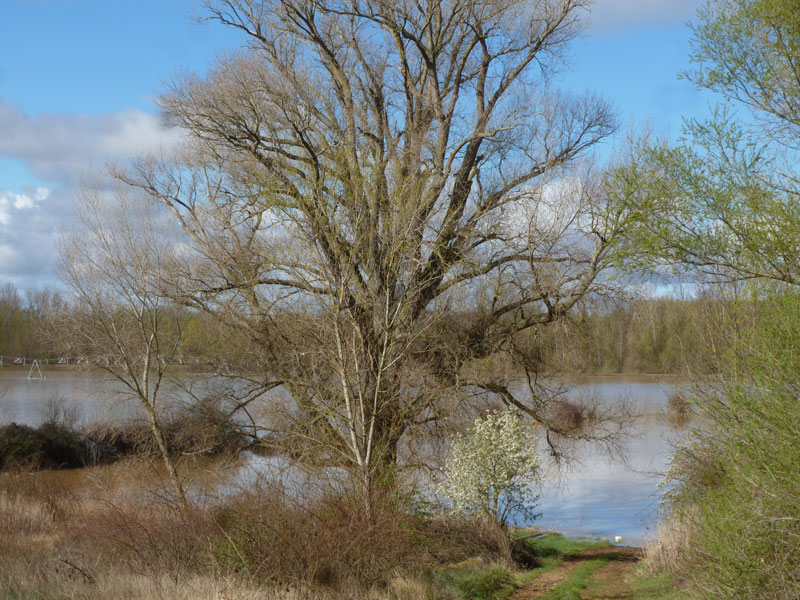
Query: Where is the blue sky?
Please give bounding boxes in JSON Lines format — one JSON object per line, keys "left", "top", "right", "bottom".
{"left": 0, "top": 0, "right": 709, "bottom": 290}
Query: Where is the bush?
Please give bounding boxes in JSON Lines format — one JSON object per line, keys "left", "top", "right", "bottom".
{"left": 0, "top": 422, "right": 87, "bottom": 469}
{"left": 659, "top": 290, "right": 800, "bottom": 599}
{"left": 0, "top": 411, "right": 247, "bottom": 472}
{"left": 439, "top": 409, "right": 540, "bottom": 528}
{"left": 207, "top": 484, "right": 512, "bottom": 590}
{"left": 510, "top": 537, "right": 542, "bottom": 569}
{"left": 664, "top": 393, "right": 691, "bottom": 428}
{"left": 83, "top": 412, "right": 248, "bottom": 466}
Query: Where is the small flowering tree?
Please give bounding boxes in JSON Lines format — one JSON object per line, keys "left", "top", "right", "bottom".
{"left": 440, "top": 409, "right": 541, "bottom": 528}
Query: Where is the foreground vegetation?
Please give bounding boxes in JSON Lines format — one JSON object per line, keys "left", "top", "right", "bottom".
{"left": 1, "top": 460, "right": 671, "bottom": 600}
{"left": 620, "top": 0, "right": 800, "bottom": 597}
{"left": 643, "top": 290, "right": 800, "bottom": 598}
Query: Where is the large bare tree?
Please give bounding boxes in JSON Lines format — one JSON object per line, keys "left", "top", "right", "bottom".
{"left": 118, "top": 0, "right": 633, "bottom": 505}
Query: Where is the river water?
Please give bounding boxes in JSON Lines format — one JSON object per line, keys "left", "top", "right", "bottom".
{"left": 0, "top": 369, "right": 684, "bottom": 545}
{"left": 532, "top": 377, "right": 682, "bottom": 545}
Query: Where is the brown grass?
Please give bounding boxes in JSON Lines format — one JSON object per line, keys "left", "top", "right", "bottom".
{"left": 0, "top": 459, "right": 511, "bottom": 599}
{"left": 641, "top": 511, "right": 690, "bottom": 575}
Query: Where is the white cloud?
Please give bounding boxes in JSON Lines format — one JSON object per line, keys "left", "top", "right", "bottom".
{"left": 0, "top": 99, "right": 185, "bottom": 186}
{"left": 0, "top": 187, "right": 48, "bottom": 225}
{"left": 587, "top": 0, "right": 702, "bottom": 32}
{"left": 0, "top": 186, "right": 65, "bottom": 288}
{"left": 501, "top": 178, "right": 590, "bottom": 248}
{"left": 0, "top": 99, "right": 188, "bottom": 289}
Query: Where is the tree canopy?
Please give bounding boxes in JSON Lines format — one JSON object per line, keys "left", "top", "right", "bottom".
{"left": 103, "top": 0, "right": 640, "bottom": 504}
{"left": 616, "top": 0, "right": 800, "bottom": 285}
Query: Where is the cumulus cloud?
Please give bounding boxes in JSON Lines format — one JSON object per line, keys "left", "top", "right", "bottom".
{"left": 0, "top": 187, "right": 49, "bottom": 225}
{"left": 0, "top": 99, "right": 188, "bottom": 289}
{"left": 0, "top": 99, "right": 185, "bottom": 186}
{"left": 0, "top": 185, "right": 72, "bottom": 289}
{"left": 500, "top": 177, "right": 593, "bottom": 254}
{"left": 587, "top": 0, "right": 702, "bottom": 33}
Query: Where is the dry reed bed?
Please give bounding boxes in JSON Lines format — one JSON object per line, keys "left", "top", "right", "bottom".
{"left": 0, "top": 459, "right": 511, "bottom": 599}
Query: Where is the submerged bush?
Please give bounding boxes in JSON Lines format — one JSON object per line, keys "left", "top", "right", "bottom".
{"left": 0, "top": 408, "right": 249, "bottom": 472}
{"left": 0, "top": 422, "right": 87, "bottom": 469}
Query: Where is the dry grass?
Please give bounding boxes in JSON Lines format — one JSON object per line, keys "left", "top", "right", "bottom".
{"left": 0, "top": 459, "right": 512, "bottom": 600}
{"left": 641, "top": 512, "right": 690, "bottom": 575}
{"left": 1, "top": 569, "right": 348, "bottom": 600}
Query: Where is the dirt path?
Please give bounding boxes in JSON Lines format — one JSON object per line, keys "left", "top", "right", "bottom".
{"left": 510, "top": 546, "right": 642, "bottom": 600}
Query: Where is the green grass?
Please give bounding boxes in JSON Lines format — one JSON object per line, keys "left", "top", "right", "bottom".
{"left": 630, "top": 572, "right": 683, "bottom": 599}
{"left": 539, "top": 558, "right": 607, "bottom": 600}
{"left": 513, "top": 532, "right": 611, "bottom": 559}
{"left": 515, "top": 556, "right": 561, "bottom": 584}
{"left": 437, "top": 534, "right": 616, "bottom": 600}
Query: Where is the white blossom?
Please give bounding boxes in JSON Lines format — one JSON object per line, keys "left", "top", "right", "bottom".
{"left": 439, "top": 409, "right": 541, "bottom": 528}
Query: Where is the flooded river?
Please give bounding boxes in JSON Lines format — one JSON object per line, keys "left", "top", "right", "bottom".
{"left": 0, "top": 369, "right": 684, "bottom": 545}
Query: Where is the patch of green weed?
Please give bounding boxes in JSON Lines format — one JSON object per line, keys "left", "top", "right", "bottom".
{"left": 631, "top": 572, "right": 683, "bottom": 599}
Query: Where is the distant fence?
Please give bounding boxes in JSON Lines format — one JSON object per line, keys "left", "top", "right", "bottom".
{"left": 0, "top": 354, "right": 220, "bottom": 368}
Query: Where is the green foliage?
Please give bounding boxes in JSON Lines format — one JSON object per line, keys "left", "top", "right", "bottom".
{"left": 663, "top": 290, "right": 800, "bottom": 598}
{"left": 616, "top": 6, "right": 800, "bottom": 592}
{"left": 615, "top": 113, "right": 800, "bottom": 285}
{"left": 687, "top": 0, "right": 800, "bottom": 130}
{"left": 615, "top": 0, "right": 800, "bottom": 287}
{"left": 440, "top": 410, "right": 540, "bottom": 528}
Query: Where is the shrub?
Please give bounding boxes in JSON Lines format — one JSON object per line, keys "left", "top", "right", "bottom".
{"left": 659, "top": 290, "right": 800, "bottom": 599}
{"left": 0, "top": 422, "right": 87, "bottom": 469}
{"left": 439, "top": 409, "right": 540, "bottom": 528}
{"left": 206, "top": 483, "right": 512, "bottom": 590}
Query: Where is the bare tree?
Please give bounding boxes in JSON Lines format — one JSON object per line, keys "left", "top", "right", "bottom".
{"left": 59, "top": 185, "right": 189, "bottom": 508}
{"left": 118, "top": 0, "right": 634, "bottom": 507}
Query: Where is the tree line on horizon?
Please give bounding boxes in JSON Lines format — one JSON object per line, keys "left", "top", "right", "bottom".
{"left": 0, "top": 279, "right": 760, "bottom": 376}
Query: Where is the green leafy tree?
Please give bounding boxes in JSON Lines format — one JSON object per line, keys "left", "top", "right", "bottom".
{"left": 616, "top": 0, "right": 800, "bottom": 285}
{"left": 440, "top": 409, "right": 540, "bottom": 528}
{"left": 615, "top": 2, "right": 800, "bottom": 597}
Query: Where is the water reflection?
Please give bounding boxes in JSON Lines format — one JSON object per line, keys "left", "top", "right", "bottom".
{"left": 0, "top": 371, "right": 143, "bottom": 426}
{"left": 527, "top": 379, "right": 684, "bottom": 545}
{"left": 0, "top": 370, "right": 684, "bottom": 545}
{"left": 534, "top": 414, "right": 679, "bottom": 545}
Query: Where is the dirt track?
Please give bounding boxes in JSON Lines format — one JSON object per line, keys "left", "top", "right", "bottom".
{"left": 510, "top": 546, "right": 642, "bottom": 600}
